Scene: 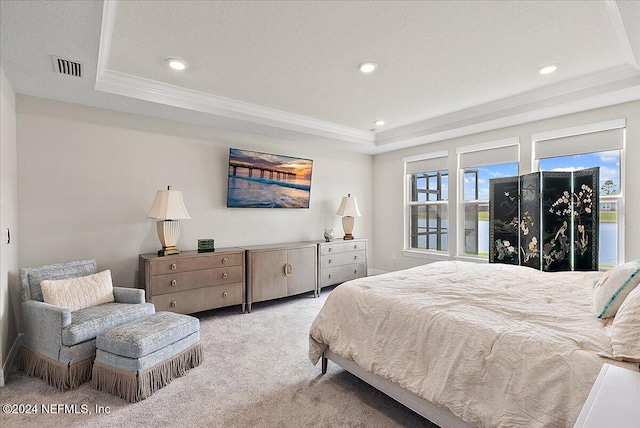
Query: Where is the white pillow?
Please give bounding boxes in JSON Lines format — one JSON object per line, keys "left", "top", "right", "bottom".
{"left": 611, "top": 284, "right": 640, "bottom": 362}
{"left": 41, "top": 269, "right": 115, "bottom": 311}
{"left": 593, "top": 260, "right": 640, "bottom": 319}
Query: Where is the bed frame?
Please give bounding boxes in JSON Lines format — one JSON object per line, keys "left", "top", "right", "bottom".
{"left": 321, "top": 349, "right": 474, "bottom": 428}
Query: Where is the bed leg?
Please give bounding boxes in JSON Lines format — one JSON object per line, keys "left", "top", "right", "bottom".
{"left": 321, "top": 355, "right": 328, "bottom": 374}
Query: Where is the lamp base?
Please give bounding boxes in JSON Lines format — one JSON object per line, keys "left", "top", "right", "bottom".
{"left": 156, "top": 220, "right": 182, "bottom": 256}
{"left": 158, "top": 246, "right": 180, "bottom": 257}
{"left": 341, "top": 216, "right": 355, "bottom": 240}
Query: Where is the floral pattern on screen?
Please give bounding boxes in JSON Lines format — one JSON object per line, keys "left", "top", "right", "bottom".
{"left": 489, "top": 168, "right": 599, "bottom": 271}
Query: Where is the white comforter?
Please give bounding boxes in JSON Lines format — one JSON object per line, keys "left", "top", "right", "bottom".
{"left": 308, "top": 261, "right": 638, "bottom": 428}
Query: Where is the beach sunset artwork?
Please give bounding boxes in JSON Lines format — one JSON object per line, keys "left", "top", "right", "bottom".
{"left": 227, "top": 148, "right": 313, "bottom": 208}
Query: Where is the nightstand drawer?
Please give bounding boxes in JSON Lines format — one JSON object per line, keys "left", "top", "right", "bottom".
{"left": 148, "top": 252, "right": 243, "bottom": 275}
{"left": 320, "top": 241, "right": 366, "bottom": 256}
{"left": 151, "top": 282, "right": 243, "bottom": 315}
{"left": 320, "top": 250, "right": 366, "bottom": 269}
{"left": 150, "top": 266, "right": 243, "bottom": 296}
{"left": 320, "top": 262, "right": 367, "bottom": 287}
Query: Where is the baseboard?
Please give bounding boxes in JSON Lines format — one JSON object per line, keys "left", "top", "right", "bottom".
{"left": 0, "top": 333, "right": 24, "bottom": 387}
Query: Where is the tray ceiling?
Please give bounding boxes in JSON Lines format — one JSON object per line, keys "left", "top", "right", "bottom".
{"left": 2, "top": 1, "right": 639, "bottom": 153}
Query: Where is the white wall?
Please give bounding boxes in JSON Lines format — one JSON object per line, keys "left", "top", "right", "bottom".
{"left": 372, "top": 101, "right": 640, "bottom": 272}
{"left": 16, "top": 96, "right": 373, "bottom": 290}
{"left": 1, "top": 67, "right": 19, "bottom": 385}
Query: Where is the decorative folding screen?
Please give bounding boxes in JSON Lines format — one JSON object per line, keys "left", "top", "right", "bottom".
{"left": 489, "top": 168, "right": 599, "bottom": 271}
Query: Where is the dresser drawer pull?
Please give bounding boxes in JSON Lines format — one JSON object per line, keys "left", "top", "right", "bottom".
{"left": 223, "top": 291, "right": 228, "bottom": 298}
{"left": 171, "top": 263, "right": 177, "bottom": 270}
{"left": 284, "top": 263, "right": 293, "bottom": 277}
{"left": 171, "top": 279, "right": 177, "bottom": 286}
{"left": 222, "top": 272, "right": 228, "bottom": 279}
{"left": 328, "top": 248, "right": 333, "bottom": 252}
{"left": 328, "top": 273, "right": 332, "bottom": 279}
{"left": 170, "top": 301, "right": 177, "bottom": 308}
{"left": 222, "top": 258, "right": 228, "bottom": 264}
{"left": 354, "top": 269, "right": 358, "bottom": 274}
{"left": 354, "top": 255, "right": 358, "bottom": 260}
{"left": 328, "top": 259, "right": 332, "bottom": 264}
{"left": 354, "top": 244, "right": 358, "bottom": 249}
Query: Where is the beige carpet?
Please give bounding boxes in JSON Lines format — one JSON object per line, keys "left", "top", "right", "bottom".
{"left": 0, "top": 287, "right": 437, "bottom": 428}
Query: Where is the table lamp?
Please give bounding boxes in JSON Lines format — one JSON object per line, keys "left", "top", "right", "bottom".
{"left": 147, "top": 185, "right": 191, "bottom": 256}
{"left": 336, "top": 194, "right": 361, "bottom": 240}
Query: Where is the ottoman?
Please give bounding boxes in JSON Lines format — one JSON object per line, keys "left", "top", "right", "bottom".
{"left": 92, "top": 311, "right": 203, "bottom": 402}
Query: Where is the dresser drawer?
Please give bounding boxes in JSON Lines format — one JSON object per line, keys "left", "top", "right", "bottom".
{"left": 148, "top": 252, "right": 243, "bottom": 275}
{"left": 320, "top": 250, "right": 366, "bottom": 269}
{"left": 320, "top": 240, "right": 366, "bottom": 256}
{"left": 150, "top": 265, "right": 243, "bottom": 296}
{"left": 151, "top": 282, "right": 243, "bottom": 314}
{"left": 320, "top": 262, "right": 367, "bottom": 287}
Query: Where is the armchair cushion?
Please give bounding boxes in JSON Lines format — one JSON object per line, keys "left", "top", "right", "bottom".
{"left": 62, "top": 302, "right": 155, "bottom": 346}
{"left": 42, "top": 270, "right": 114, "bottom": 312}
{"left": 20, "top": 259, "right": 97, "bottom": 302}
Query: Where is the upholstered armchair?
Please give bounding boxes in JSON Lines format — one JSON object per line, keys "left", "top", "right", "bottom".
{"left": 19, "top": 259, "right": 155, "bottom": 390}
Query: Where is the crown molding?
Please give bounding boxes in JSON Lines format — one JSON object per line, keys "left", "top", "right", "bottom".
{"left": 373, "top": 67, "right": 640, "bottom": 151}
{"left": 368, "top": 83, "right": 639, "bottom": 155}
{"left": 605, "top": 0, "right": 638, "bottom": 69}
{"left": 95, "top": 69, "right": 375, "bottom": 145}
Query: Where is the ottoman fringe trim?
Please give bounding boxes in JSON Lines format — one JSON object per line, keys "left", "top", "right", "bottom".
{"left": 18, "top": 346, "right": 94, "bottom": 390}
{"left": 92, "top": 342, "right": 203, "bottom": 402}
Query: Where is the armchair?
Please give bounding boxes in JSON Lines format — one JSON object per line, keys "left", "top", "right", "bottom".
{"left": 19, "top": 259, "right": 155, "bottom": 390}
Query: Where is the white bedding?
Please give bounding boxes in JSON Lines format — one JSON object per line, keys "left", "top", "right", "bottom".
{"left": 308, "top": 261, "right": 639, "bottom": 428}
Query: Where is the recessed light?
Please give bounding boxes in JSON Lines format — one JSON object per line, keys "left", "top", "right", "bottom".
{"left": 358, "top": 62, "right": 378, "bottom": 73}
{"left": 374, "top": 120, "right": 385, "bottom": 126}
{"left": 538, "top": 64, "right": 558, "bottom": 75}
{"left": 167, "top": 58, "right": 187, "bottom": 71}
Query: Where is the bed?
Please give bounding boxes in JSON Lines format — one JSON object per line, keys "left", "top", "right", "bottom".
{"left": 308, "top": 261, "right": 640, "bottom": 428}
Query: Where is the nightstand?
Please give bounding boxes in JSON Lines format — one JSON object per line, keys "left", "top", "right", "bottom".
{"left": 317, "top": 238, "right": 367, "bottom": 294}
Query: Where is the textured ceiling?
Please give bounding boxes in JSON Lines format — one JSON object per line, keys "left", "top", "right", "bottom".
{"left": 1, "top": 1, "right": 639, "bottom": 153}
{"left": 108, "top": 1, "right": 627, "bottom": 130}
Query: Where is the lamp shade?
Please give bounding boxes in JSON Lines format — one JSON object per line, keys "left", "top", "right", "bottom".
{"left": 336, "top": 194, "right": 361, "bottom": 217}
{"left": 147, "top": 186, "right": 191, "bottom": 220}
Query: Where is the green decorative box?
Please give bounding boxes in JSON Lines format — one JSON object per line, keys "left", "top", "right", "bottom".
{"left": 198, "top": 239, "right": 215, "bottom": 253}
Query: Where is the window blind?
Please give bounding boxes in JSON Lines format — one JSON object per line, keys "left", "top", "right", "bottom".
{"left": 459, "top": 144, "right": 519, "bottom": 169}
{"left": 535, "top": 128, "right": 623, "bottom": 160}
{"left": 405, "top": 151, "right": 448, "bottom": 175}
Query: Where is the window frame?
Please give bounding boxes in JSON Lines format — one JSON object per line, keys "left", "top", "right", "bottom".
{"left": 531, "top": 119, "right": 626, "bottom": 267}
{"left": 403, "top": 151, "right": 450, "bottom": 259}
{"left": 456, "top": 138, "right": 520, "bottom": 260}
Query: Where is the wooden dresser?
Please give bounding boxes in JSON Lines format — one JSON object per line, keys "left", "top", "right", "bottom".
{"left": 139, "top": 248, "right": 245, "bottom": 314}
{"left": 317, "top": 238, "right": 367, "bottom": 292}
{"left": 243, "top": 241, "right": 317, "bottom": 312}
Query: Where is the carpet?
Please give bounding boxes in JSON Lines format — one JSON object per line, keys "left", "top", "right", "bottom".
{"left": 0, "top": 288, "right": 437, "bottom": 428}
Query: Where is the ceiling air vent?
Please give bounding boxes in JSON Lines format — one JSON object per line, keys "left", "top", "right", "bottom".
{"left": 52, "top": 56, "right": 82, "bottom": 77}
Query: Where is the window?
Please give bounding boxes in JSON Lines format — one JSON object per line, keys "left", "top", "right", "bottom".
{"left": 462, "top": 162, "right": 519, "bottom": 257}
{"left": 458, "top": 140, "right": 519, "bottom": 258}
{"left": 534, "top": 120, "right": 625, "bottom": 269}
{"left": 405, "top": 152, "right": 448, "bottom": 253}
